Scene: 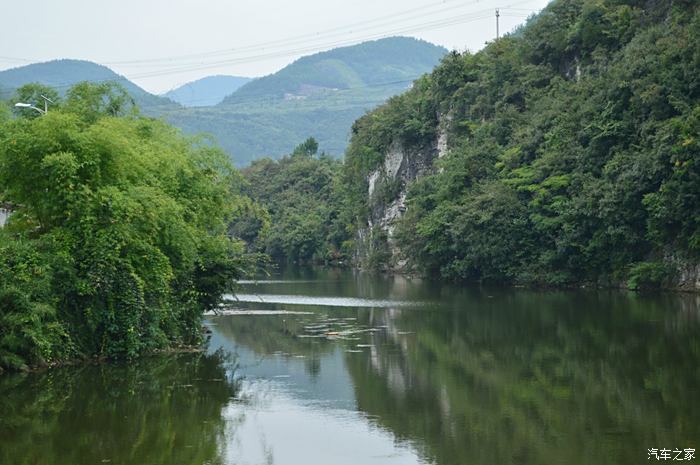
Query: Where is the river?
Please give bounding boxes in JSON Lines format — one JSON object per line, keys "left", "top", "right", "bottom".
{"left": 1, "top": 268, "right": 698, "bottom": 464}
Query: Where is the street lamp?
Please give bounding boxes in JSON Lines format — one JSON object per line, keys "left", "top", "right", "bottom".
{"left": 14, "top": 102, "right": 45, "bottom": 114}
{"left": 14, "top": 94, "right": 53, "bottom": 115}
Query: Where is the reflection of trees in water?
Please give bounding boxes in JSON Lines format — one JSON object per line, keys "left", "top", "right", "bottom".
{"left": 0, "top": 351, "right": 239, "bottom": 465}
{"left": 345, "top": 291, "right": 700, "bottom": 465}
{"left": 271, "top": 266, "right": 430, "bottom": 302}
{"left": 212, "top": 312, "right": 338, "bottom": 359}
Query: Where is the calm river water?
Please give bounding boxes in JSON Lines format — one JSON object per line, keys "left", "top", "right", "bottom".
{"left": 1, "top": 268, "right": 699, "bottom": 464}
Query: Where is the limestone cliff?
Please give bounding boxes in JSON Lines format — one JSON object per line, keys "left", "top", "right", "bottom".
{"left": 356, "top": 114, "right": 451, "bottom": 270}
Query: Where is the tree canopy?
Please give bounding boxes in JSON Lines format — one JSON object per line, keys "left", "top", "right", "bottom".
{"left": 341, "top": 0, "right": 700, "bottom": 288}
{"left": 0, "top": 82, "right": 249, "bottom": 371}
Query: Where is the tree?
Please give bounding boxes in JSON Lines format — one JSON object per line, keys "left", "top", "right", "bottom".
{"left": 291, "top": 137, "right": 319, "bottom": 157}
{"left": 64, "top": 81, "right": 136, "bottom": 123}
{"left": 0, "top": 82, "right": 247, "bottom": 369}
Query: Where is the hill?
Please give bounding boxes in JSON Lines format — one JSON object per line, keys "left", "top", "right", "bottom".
{"left": 223, "top": 36, "right": 447, "bottom": 103}
{"left": 167, "top": 37, "right": 447, "bottom": 165}
{"left": 0, "top": 59, "right": 178, "bottom": 114}
{"left": 163, "top": 75, "right": 252, "bottom": 107}
{"left": 339, "top": 0, "right": 700, "bottom": 289}
{"left": 241, "top": 0, "right": 700, "bottom": 291}
{"left": 0, "top": 38, "right": 447, "bottom": 166}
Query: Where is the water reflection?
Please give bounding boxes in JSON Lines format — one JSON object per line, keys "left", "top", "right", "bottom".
{"left": 0, "top": 269, "right": 698, "bottom": 465}
{"left": 217, "top": 271, "right": 700, "bottom": 465}
{"left": 0, "top": 352, "right": 239, "bottom": 465}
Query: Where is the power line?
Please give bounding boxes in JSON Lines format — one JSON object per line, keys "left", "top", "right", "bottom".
{"left": 18, "top": 7, "right": 500, "bottom": 93}
{"left": 119, "top": 9, "right": 498, "bottom": 80}
{"left": 1, "top": 0, "right": 542, "bottom": 95}
{"left": 103, "top": 0, "right": 502, "bottom": 67}
{"left": 121, "top": 0, "right": 539, "bottom": 80}
{"left": 115, "top": 0, "right": 539, "bottom": 71}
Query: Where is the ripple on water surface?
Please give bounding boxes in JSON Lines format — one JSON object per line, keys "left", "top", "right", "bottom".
{"left": 224, "top": 293, "right": 416, "bottom": 308}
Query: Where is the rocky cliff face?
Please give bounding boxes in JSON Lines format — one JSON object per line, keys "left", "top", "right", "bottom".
{"left": 356, "top": 114, "right": 451, "bottom": 270}
{"left": 666, "top": 254, "right": 700, "bottom": 292}
{"left": 355, "top": 114, "right": 700, "bottom": 292}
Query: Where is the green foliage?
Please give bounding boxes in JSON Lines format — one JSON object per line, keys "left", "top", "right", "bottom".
{"left": 222, "top": 37, "right": 446, "bottom": 103}
{"left": 292, "top": 137, "right": 319, "bottom": 157}
{"left": 236, "top": 138, "right": 347, "bottom": 264}
{"left": 0, "top": 100, "right": 10, "bottom": 124}
{"left": 340, "top": 0, "right": 700, "bottom": 287}
{"left": 160, "top": 38, "right": 446, "bottom": 166}
{"left": 365, "top": 226, "right": 392, "bottom": 270}
{"left": 64, "top": 81, "right": 136, "bottom": 123}
{"left": 0, "top": 238, "right": 73, "bottom": 370}
{"left": 626, "top": 262, "right": 671, "bottom": 290}
{"left": 0, "top": 83, "right": 247, "bottom": 369}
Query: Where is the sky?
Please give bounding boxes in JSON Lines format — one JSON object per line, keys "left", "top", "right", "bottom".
{"left": 0, "top": 0, "right": 550, "bottom": 95}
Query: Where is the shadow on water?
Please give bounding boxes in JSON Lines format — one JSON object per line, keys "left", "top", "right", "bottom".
{"left": 0, "top": 351, "right": 240, "bottom": 465}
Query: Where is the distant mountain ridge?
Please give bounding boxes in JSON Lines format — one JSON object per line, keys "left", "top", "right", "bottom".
{"left": 223, "top": 37, "right": 446, "bottom": 104}
{"left": 0, "top": 37, "right": 448, "bottom": 166}
{"left": 0, "top": 59, "right": 177, "bottom": 113}
{"left": 186, "top": 37, "right": 448, "bottom": 164}
{"left": 164, "top": 75, "right": 252, "bottom": 107}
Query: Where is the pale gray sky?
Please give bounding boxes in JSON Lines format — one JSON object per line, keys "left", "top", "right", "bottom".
{"left": 0, "top": 0, "right": 549, "bottom": 94}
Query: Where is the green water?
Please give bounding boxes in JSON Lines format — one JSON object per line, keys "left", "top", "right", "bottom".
{"left": 1, "top": 268, "right": 699, "bottom": 464}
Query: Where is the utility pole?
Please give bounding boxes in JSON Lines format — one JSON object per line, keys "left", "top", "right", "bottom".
{"left": 496, "top": 9, "right": 500, "bottom": 40}
{"left": 40, "top": 94, "right": 53, "bottom": 113}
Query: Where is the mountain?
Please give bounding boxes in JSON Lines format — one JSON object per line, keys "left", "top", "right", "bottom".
{"left": 163, "top": 75, "right": 252, "bottom": 107}
{"left": 0, "top": 38, "right": 447, "bottom": 166}
{"left": 337, "top": 0, "right": 700, "bottom": 289}
{"left": 168, "top": 37, "right": 447, "bottom": 165}
{"left": 0, "top": 59, "right": 178, "bottom": 113}
{"left": 223, "top": 36, "right": 447, "bottom": 104}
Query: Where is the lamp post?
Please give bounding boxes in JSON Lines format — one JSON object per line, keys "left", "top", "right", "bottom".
{"left": 14, "top": 94, "right": 53, "bottom": 115}
{"left": 14, "top": 102, "right": 45, "bottom": 114}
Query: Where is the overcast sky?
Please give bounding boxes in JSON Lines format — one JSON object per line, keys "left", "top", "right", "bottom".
{"left": 0, "top": 0, "right": 550, "bottom": 94}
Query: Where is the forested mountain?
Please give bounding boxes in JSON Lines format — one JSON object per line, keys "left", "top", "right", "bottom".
{"left": 245, "top": 0, "right": 700, "bottom": 291}
{"left": 163, "top": 75, "right": 252, "bottom": 107}
{"left": 0, "top": 59, "right": 178, "bottom": 113}
{"left": 223, "top": 37, "right": 447, "bottom": 104}
{"left": 343, "top": 0, "right": 700, "bottom": 289}
{"left": 167, "top": 37, "right": 447, "bottom": 165}
{"left": 1, "top": 38, "right": 447, "bottom": 166}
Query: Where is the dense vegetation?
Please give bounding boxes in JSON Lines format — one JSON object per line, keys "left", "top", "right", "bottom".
{"left": 0, "top": 82, "right": 250, "bottom": 371}
{"left": 341, "top": 0, "right": 700, "bottom": 288}
{"left": 235, "top": 138, "right": 349, "bottom": 264}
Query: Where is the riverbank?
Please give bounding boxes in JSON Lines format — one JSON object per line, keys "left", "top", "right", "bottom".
{"left": 0, "top": 342, "right": 207, "bottom": 376}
